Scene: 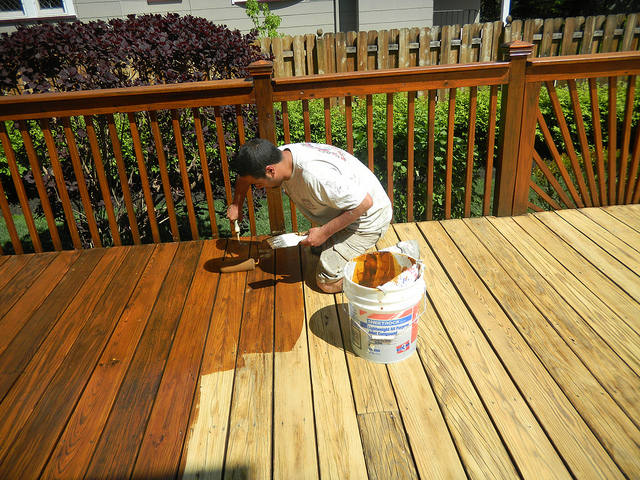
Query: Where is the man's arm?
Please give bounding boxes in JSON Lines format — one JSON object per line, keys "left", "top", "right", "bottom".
{"left": 227, "top": 176, "right": 252, "bottom": 222}
{"left": 300, "top": 193, "right": 373, "bottom": 247}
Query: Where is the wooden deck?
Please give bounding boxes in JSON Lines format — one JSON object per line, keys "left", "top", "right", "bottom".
{"left": 0, "top": 206, "right": 639, "bottom": 479}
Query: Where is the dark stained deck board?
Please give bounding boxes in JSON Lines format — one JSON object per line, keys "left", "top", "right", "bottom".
{"left": 0, "top": 207, "right": 638, "bottom": 479}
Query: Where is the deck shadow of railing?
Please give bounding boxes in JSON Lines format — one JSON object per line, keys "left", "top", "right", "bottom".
{"left": 0, "top": 42, "right": 639, "bottom": 255}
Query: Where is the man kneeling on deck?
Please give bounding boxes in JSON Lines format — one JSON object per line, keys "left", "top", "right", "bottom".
{"left": 227, "top": 139, "right": 392, "bottom": 293}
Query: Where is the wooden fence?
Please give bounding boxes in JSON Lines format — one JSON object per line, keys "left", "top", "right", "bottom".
{"left": 260, "top": 13, "right": 640, "bottom": 77}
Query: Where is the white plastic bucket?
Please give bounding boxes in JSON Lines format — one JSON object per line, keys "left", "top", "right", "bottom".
{"left": 343, "top": 251, "right": 425, "bottom": 363}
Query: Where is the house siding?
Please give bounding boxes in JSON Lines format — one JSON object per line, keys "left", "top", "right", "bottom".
{"left": 358, "top": 0, "right": 432, "bottom": 31}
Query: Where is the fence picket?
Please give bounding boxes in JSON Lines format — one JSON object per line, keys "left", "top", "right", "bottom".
{"left": 263, "top": 13, "right": 639, "bottom": 78}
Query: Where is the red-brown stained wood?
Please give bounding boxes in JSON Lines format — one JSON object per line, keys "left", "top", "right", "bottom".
{"left": 568, "top": 80, "right": 599, "bottom": 206}
{"left": 0, "top": 253, "right": 34, "bottom": 292}
{"left": 0, "top": 247, "right": 126, "bottom": 451}
{"left": 0, "top": 246, "right": 152, "bottom": 479}
{"left": 0, "top": 249, "right": 104, "bottom": 404}
{"left": 132, "top": 241, "right": 223, "bottom": 479}
{"left": 83, "top": 242, "right": 201, "bottom": 480}
{"left": 0, "top": 250, "right": 80, "bottom": 357}
{"left": 16, "top": 120, "right": 62, "bottom": 250}
{"left": 172, "top": 109, "right": 199, "bottom": 240}
{"left": 194, "top": 108, "right": 219, "bottom": 239}
{"left": 0, "top": 252, "right": 57, "bottom": 319}
{"left": 40, "top": 243, "right": 177, "bottom": 480}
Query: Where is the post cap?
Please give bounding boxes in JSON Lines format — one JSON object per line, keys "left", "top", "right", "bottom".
{"left": 248, "top": 60, "right": 274, "bottom": 76}
{"left": 500, "top": 40, "right": 535, "bottom": 59}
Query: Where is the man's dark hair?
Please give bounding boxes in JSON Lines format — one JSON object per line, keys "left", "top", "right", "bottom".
{"left": 235, "top": 138, "right": 282, "bottom": 179}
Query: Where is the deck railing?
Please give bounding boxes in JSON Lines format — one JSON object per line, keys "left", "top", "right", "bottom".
{"left": 0, "top": 42, "right": 638, "bottom": 254}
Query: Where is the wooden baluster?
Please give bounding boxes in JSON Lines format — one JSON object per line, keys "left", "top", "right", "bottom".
{"left": 62, "top": 117, "right": 102, "bottom": 247}
{"left": 215, "top": 106, "right": 234, "bottom": 232}
{"left": 589, "top": 78, "right": 608, "bottom": 205}
{"left": 84, "top": 115, "right": 123, "bottom": 246}
{"left": 193, "top": 108, "right": 218, "bottom": 239}
{"left": 427, "top": 90, "right": 436, "bottom": 221}
{"left": 545, "top": 81, "right": 591, "bottom": 207}
{"left": 171, "top": 109, "right": 199, "bottom": 240}
{"left": 567, "top": 80, "right": 599, "bottom": 207}
{"left": 302, "top": 100, "right": 311, "bottom": 142}
{"left": 280, "top": 101, "right": 298, "bottom": 232}
{"left": 619, "top": 75, "right": 636, "bottom": 204}
{"left": 127, "top": 112, "right": 160, "bottom": 243}
{"left": 366, "top": 95, "right": 374, "bottom": 171}
{"left": 626, "top": 106, "right": 640, "bottom": 204}
{"left": 150, "top": 110, "right": 180, "bottom": 242}
{"left": 483, "top": 85, "right": 499, "bottom": 216}
{"left": 17, "top": 120, "right": 62, "bottom": 250}
{"left": 0, "top": 121, "right": 42, "bottom": 252}
{"left": 345, "top": 96, "right": 354, "bottom": 155}
{"left": 324, "top": 98, "right": 332, "bottom": 145}
{"left": 386, "top": 93, "right": 394, "bottom": 207}
{"left": 445, "top": 88, "right": 456, "bottom": 219}
{"left": 535, "top": 109, "right": 581, "bottom": 208}
{"left": 407, "top": 91, "right": 415, "bottom": 222}
{"left": 608, "top": 76, "right": 618, "bottom": 204}
{"left": 464, "top": 87, "right": 477, "bottom": 218}
{"left": 106, "top": 113, "right": 141, "bottom": 244}
{"left": 0, "top": 166, "right": 22, "bottom": 254}
{"left": 41, "top": 118, "right": 82, "bottom": 249}
{"left": 532, "top": 150, "right": 574, "bottom": 208}
{"left": 235, "top": 104, "right": 256, "bottom": 236}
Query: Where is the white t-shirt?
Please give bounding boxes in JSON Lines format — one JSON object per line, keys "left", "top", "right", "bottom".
{"left": 280, "top": 143, "right": 392, "bottom": 234}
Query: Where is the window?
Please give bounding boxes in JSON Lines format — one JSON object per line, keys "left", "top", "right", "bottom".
{"left": 0, "top": 0, "right": 76, "bottom": 21}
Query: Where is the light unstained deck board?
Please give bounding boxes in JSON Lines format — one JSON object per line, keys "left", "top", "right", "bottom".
{"left": 398, "top": 221, "right": 573, "bottom": 480}
{"left": 181, "top": 238, "right": 251, "bottom": 480}
{"left": 462, "top": 217, "right": 640, "bottom": 431}
{"left": 302, "top": 249, "right": 369, "bottom": 479}
{"left": 272, "top": 244, "right": 318, "bottom": 479}
{"left": 443, "top": 217, "right": 633, "bottom": 477}
{"left": 579, "top": 206, "right": 640, "bottom": 252}
{"left": 0, "top": 207, "right": 638, "bottom": 479}
{"left": 537, "top": 210, "right": 640, "bottom": 303}
{"left": 225, "top": 238, "right": 275, "bottom": 480}
{"left": 498, "top": 215, "right": 640, "bottom": 374}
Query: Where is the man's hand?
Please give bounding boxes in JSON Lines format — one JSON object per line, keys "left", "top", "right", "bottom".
{"left": 300, "top": 226, "right": 330, "bottom": 247}
{"left": 227, "top": 203, "right": 242, "bottom": 223}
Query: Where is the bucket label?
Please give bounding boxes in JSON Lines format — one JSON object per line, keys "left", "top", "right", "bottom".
{"left": 351, "top": 303, "right": 419, "bottom": 338}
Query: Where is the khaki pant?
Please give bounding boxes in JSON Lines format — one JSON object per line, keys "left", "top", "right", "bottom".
{"left": 315, "top": 225, "right": 389, "bottom": 285}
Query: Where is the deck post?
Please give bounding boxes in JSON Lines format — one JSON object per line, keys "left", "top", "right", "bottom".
{"left": 249, "top": 60, "right": 286, "bottom": 234}
{"left": 494, "top": 41, "right": 535, "bottom": 216}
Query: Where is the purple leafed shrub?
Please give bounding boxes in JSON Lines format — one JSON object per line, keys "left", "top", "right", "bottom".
{"left": 0, "top": 13, "right": 263, "bottom": 93}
